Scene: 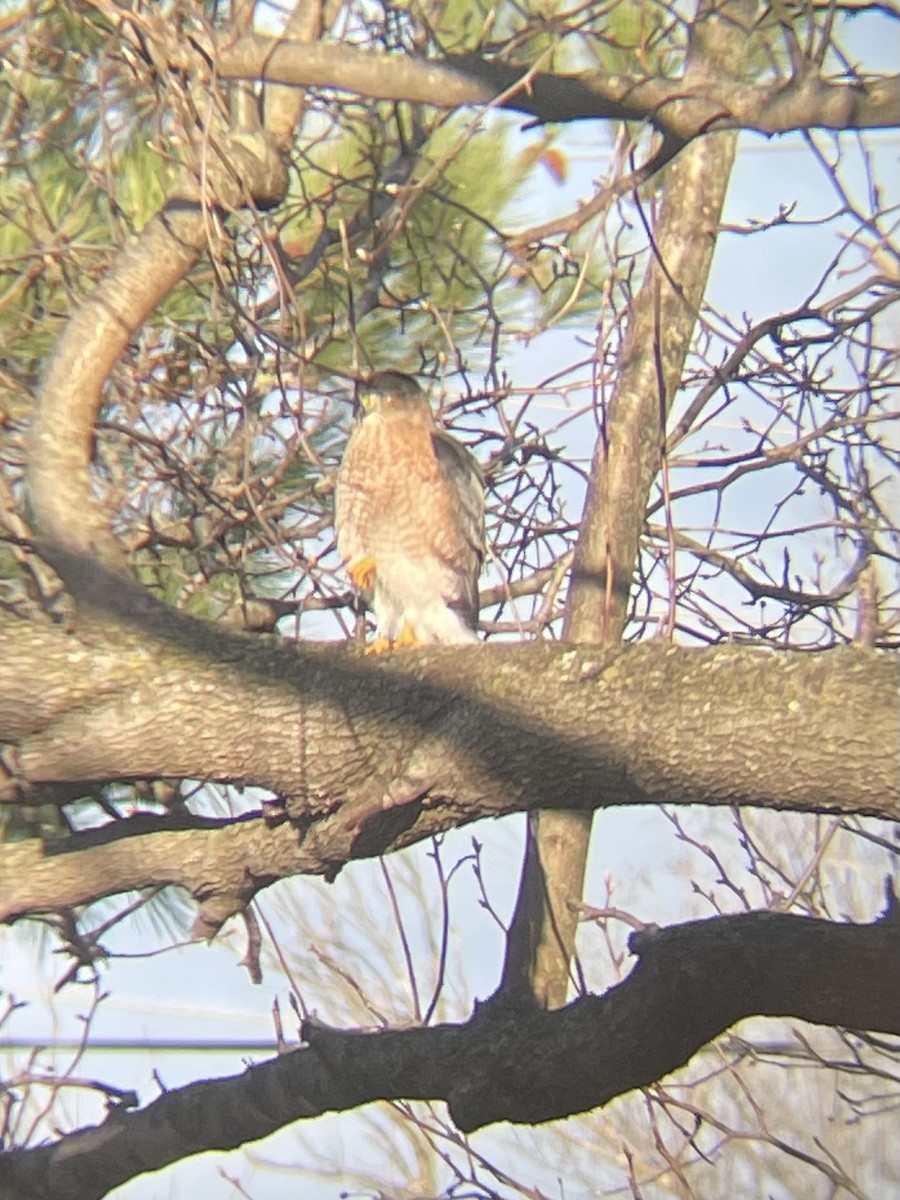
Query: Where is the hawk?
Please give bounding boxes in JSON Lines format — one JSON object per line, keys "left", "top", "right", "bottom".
{"left": 335, "top": 372, "right": 484, "bottom": 651}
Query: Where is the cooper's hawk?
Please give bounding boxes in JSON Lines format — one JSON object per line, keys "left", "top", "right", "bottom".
{"left": 335, "top": 372, "right": 484, "bottom": 650}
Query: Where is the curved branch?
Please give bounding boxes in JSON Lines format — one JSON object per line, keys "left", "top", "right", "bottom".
{"left": 2, "top": 902, "right": 897, "bottom": 1200}
{"left": 29, "top": 207, "right": 207, "bottom": 566}
{"left": 30, "top": 150, "right": 287, "bottom": 571}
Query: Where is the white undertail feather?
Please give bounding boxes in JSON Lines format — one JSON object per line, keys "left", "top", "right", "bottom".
{"left": 370, "top": 554, "right": 478, "bottom": 645}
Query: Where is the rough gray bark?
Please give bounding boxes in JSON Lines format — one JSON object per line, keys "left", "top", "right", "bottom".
{"left": 2, "top": 599, "right": 896, "bottom": 925}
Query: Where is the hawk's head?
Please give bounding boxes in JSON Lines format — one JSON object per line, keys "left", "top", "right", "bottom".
{"left": 358, "top": 371, "right": 430, "bottom": 417}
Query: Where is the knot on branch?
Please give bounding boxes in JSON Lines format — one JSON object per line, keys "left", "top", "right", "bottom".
{"left": 171, "top": 128, "right": 289, "bottom": 213}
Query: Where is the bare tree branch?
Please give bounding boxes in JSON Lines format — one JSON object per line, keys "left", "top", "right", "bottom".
{"left": 504, "top": 0, "right": 745, "bottom": 1014}
{"left": 2, "top": 901, "right": 897, "bottom": 1200}
{"left": 216, "top": 37, "right": 900, "bottom": 137}
{"left": 1, "top": 605, "right": 895, "bottom": 926}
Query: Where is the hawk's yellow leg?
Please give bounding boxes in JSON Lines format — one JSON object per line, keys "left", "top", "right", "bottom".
{"left": 394, "top": 622, "right": 420, "bottom": 649}
{"left": 349, "top": 555, "right": 376, "bottom": 593}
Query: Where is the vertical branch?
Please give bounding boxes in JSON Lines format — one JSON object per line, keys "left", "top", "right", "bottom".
{"left": 260, "top": 0, "right": 324, "bottom": 151}
{"left": 500, "top": 2, "right": 751, "bottom": 1010}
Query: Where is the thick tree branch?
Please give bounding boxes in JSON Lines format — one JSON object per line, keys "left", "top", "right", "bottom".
{"left": 1, "top": 603, "right": 896, "bottom": 924}
{"left": 216, "top": 36, "right": 900, "bottom": 136}
{"left": 2, "top": 902, "right": 897, "bottom": 1200}
{"left": 29, "top": 208, "right": 206, "bottom": 567}
{"left": 457, "top": 56, "right": 900, "bottom": 136}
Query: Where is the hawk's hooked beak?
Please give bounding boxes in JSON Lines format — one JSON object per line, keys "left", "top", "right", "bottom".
{"left": 358, "top": 388, "right": 378, "bottom": 413}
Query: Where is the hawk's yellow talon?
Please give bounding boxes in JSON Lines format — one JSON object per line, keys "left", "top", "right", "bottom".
{"left": 364, "top": 636, "right": 393, "bottom": 656}
{"left": 349, "top": 555, "right": 376, "bottom": 593}
{"left": 395, "top": 622, "right": 420, "bottom": 649}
